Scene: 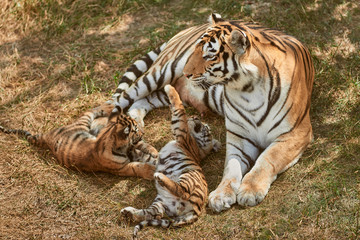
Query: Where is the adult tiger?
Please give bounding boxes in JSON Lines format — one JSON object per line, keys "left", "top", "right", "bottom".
{"left": 112, "top": 14, "right": 314, "bottom": 212}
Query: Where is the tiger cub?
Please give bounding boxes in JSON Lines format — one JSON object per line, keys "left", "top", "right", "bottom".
{"left": 121, "top": 85, "right": 221, "bottom": 238}
{"left": 0, "top": 103, "right": 158, "bottom": 180}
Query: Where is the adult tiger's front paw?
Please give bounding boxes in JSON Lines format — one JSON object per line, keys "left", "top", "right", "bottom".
{"left": 236, "top": 175, "right": 271, "bottom": 207}
{"left": 208, "top": 179, "right": 239, "bottom": 213}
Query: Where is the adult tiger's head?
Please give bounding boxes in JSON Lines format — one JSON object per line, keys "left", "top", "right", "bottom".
{"left": 183, "top": 13, "right": 253, "bottom": 90}
{"left": 187, "top": 116, "right": 221, "bottom": 158}
{"left": 102, "top": 109, "right": 143, "bottom": 156}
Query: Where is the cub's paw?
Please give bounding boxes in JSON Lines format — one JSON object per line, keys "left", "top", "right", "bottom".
{"left": 120, "top": 207, "right": 137, "bottom": 221}
{"left": 236, "top": 177, "right": 270, "bottom": 207}
{"left": 154, "top": 172, "right": 165, "bottom": 186}
{"left": 208, "top": 179, "right": 239, "bottom": 213}
{"left": 93, "top": 102, "right": 115, "bottom": 117}
{"left": 128, "top": 108, "right": 146, "bottom": 128}
{"left": 212, "top": 139, "right": 222, "bottom": 152}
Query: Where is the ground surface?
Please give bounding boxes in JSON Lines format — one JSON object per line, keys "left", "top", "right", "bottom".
{"left": 0, "top": 0, "right": 359, "bottom": 239}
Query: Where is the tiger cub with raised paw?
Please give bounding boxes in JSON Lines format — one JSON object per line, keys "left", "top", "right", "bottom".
{"left": 121, "top": 85, "right": 221, "bottom": 238}
{"left": 0, "top": 103, "right": 158, "bottom": 180}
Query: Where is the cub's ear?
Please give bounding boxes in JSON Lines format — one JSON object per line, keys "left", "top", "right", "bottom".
{"left": 225, "top": 30, "right": 249, "bottom": 56}
{"left": 208, "top": 13, "right": 224, "bottom": 25}
{"left": 109, "top": 106, "right": 123, "bottom": 122}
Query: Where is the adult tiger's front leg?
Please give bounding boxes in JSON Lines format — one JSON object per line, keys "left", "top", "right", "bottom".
{"left": 237, "top": 125, "right": 312, "bottom": 207}
{"left": 208, "top": 129, "right": 260, "bottom": 212}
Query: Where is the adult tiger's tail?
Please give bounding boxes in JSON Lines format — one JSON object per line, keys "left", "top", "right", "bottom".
{"left": 0, "top": 125, "right": 46, "bottom": 148}
{"left": 113, "top": 42, "right": 167, "bottom": 99}
{"left": 132, "top": 212, "right": 198, "bottom": 239}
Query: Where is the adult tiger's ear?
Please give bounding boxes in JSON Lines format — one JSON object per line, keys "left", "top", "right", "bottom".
{"left": 208, "top": 13, "right": 224, "bottom": 24}
{"left": 226, "top": 30, "right": 249, "bottom": 56}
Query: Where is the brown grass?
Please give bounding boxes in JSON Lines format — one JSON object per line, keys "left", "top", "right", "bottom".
{"left": 1, "top": 0, "right": 359, "bottom": 239}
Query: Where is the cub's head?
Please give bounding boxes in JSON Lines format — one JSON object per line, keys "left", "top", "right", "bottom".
{"left": 183, "top": 13, "right": 250, "bottom": 89}
{"left": 107, "top": 109, "right": 143, "bottom": 155}
{"left": 187, "top": 116, "right": 221, "bottom": 157}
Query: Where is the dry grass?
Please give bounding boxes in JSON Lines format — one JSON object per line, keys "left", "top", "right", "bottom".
{"left": 0, "top": 0, "right": 359, "bottom": 239}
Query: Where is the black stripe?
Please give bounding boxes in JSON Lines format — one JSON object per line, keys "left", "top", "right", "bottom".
{"left": 73, "top": 132, "right": 84, "bottom": 142}
{"left": 157, "top": 65, "right": 166, "bottom": 88}
{"left": 119, "top": 75, "right": 133, "bottom": 86}
{"left": 112, "top": 150, "right": 127, "bottom": 158}
{"left": 298, "top": 46, "right": 310, "bottom": 83}
{"left": 127, "top": 64, "right": 142, "bottom": 78}
{"left": 224, "top": 89, "right": 255, "bottom": 128}
{"left": 140, "top": 54, "right": 154, "bottom": 69}
{"left": 228, "top": 142, "right": 254, "bottom": 165}
{"left": 224, "top": 111, "right": 247, "bottom": 131}
{"left": 122, "top": 92, "right": 133, "bottom": 112}
{"left": 283, "top": 38, "right": 299, "bottom": 61}
{"left": 256, "top": 59, "right": 281, "bottom": 127}
{"left": 143, "top": 76, "right": 152, "bottom": 93}
{"left": 268, "top": 103, "right": 293, "bottom": 133}
{"left": 260, "top": 31, "right": 286, "bottom": 53}
{"left": 211, "top": 87, "right": 221, "bottom": 113}
{"left": 171, "top": 119, "right": 181, "bottom": 125}
{"left": 227, "top": 129, "right": 260, "bottom": 151}
{"left": 219, "top": 87, "right": 225, "bottom": 115}
{"left": 295, "top": 100, "right": 311, "bottom": 128}
{"left": 229, "top": 153, "right": 250, "bottom": 169}
{"left": 203, "top": 90, "right": 210, "bottom": 110}
{"left": 153, "top": 45, "right": 162, "bottom": 55}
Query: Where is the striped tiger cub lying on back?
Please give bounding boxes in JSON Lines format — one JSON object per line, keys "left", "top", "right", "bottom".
{"left": 0, "top": 103, "right": 158, "bottom": 180}
{"left": 121, "top": 85, "right": 221, "bottom": 238}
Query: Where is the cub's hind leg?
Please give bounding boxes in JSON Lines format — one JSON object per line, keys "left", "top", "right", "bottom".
{"left": 171, "top": 211, "right": 199, "bottom": 227}
{"left": 121, "top": 197, "right": 165, "bottom": 222}
{"left": 154, "top": 172, "right": 190, "bottom": 200}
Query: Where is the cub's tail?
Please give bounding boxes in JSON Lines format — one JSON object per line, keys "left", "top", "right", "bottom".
{"left": 133, "top": 219, "right": 171, "bottom": 239}
{"left": 0, "top": 125, "right": 45, "bottom": 147}
{"left": 132, "top": 213, "right": 198, "bottom": 239}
